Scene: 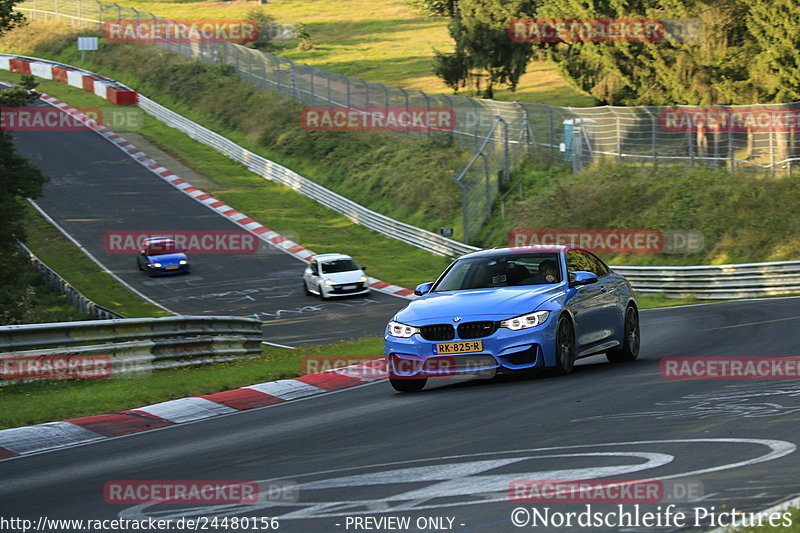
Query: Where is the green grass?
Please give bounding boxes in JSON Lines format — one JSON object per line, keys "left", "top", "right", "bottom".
{"left": 0, "top": 67, "right": 452, "bottom": 289}
{"left": 3, "top": 251, "right": 92, "bottom": 324}
{"left": 0, "top": 337, "right": 383, "bottom": 429}
{"left": 106, "top": 0, "right": 594, "bottom": 105}
{"left": 22, "top": 204, "right": 170, "bottom": 318}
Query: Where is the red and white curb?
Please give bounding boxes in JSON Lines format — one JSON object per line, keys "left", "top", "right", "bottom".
{"left": 35, "top": 93, "right": 415, "bottom": 300}
{"left": 0, "top": 360, "right": 386, "bottom": 460}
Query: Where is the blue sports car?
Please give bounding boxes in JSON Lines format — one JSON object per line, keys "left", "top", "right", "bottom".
{"left": 384, "top": 245, "right": 639, "bottom": 392}
{"left": 136, "top": 236, "right": 190, "bottom": 277}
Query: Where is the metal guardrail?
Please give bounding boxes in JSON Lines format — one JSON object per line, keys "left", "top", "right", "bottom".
{"left": 137, "top": 96, "right": 480, "bottom": 258}
{"left": 6, "top": 56, "right": 800, "bottom": 300}
{"left": 18, "top": 242, "right": 123, "bottom": 320}
{"left": 613, "top": 261, "right": 800, "bottom": 299}
{"left": 0, "top": 315, "right": 263, "bottom": 385}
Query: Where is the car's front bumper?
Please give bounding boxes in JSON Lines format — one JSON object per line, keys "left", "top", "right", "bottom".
{"left": 384, "top": 319, "right": 557, "bottom": 379}
{"left": 147, "top": 265, "right": 190, "bottom": 276}
{"left": 324, "top": 283, "right": 370, "bottom": 297}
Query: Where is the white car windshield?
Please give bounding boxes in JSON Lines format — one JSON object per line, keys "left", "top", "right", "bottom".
{"left": 320, "top": 259, "right": 359, "bottom": 274}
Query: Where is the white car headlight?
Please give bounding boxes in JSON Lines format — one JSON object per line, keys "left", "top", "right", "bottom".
{"left": 388, "top": 321, "right": 420, "bottom": 338}
{"left": 359, "top": 276, "right": 368, "bottom": 283}
{"left": 150, "top": 263, "right": 162, "bottom": 268}
{"left": 500, "top": 311, "right": 550, "bottom": 331}
{"left": 325, "top": 279, "right": 337, "bottom": 285}
{"left": 179, "top": 260, "right": 188, "bottom": 265}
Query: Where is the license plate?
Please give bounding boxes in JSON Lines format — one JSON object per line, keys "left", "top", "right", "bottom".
{"left": 165, "top": 266, "right": 179, "bottom": 270}
{"left": 342, "top": 285, "right": 356, "bottom": 290}
{"left": 433, "top": 340, "right": 483, "bottom": 355}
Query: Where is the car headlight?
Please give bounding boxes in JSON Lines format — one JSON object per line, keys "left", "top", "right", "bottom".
{"left": 179, "top": 260, "right": 188, "bottom": 265}
{"left": 150, "top": 263, "right": 162, "bottom": 268}
{"left": 388, "top": 321, "right": 420, "bottom": 338}
{"left": 500, "top": 310, "right": 550, "bottom": 331}
{"left": 359, "top": 276, "right": 367, "bottom": 283}
{"left": 325, "top": 279, "right": 337, "bottom": 285}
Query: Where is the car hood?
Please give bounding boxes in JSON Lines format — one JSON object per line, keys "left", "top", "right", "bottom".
{"left": 395, "top": 285, "right": 564, "bottom": 324}
{"left": 323, "top": 270, "right": 365, "bottom": 284}
{"left": 147, "top": 253, "right": 187, "bottom": 264}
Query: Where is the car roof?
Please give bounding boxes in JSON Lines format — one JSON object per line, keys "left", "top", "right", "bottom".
{"left": 142, "top": 236, "right": 175, "bottom": 245}
{"left": 312, "top": 253, "right": 353, "bottom": 262}
{"left": 459, "top": 245, "right": 587, "bottom": 259}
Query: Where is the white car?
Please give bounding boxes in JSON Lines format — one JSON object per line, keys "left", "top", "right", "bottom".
{"left": 302, "top": 253, "right": 371, "bottom": 299}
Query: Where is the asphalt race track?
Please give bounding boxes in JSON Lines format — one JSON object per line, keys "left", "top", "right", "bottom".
{"left": 6, "top": 95, "right": 800, "bottom": 532}
{"left": 2, "top": 298, "right": 800, "bottom": 532}
{"left": 9, "top": 98, "right": 407, "bottom": 346}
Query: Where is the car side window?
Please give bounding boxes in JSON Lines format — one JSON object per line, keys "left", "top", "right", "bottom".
{"left": 310, "top": 261, "right": 318, "bottom": 274}
{"left": 587, "top": 252, "right": 610, "bottom": 277}
{"left": 566, "top": 251, "right": 593, "bottom": 277}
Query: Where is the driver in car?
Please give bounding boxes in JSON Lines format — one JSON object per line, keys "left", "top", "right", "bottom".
{"left": 537, "top": 259, "right": 558, "bottom": 283}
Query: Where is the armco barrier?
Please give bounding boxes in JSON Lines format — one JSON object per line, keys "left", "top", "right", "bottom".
{"left": 5, "top": 55, "right": 800, "bottom": 300}
{"left": 613, "top": 261, "right": 800, "bottom": 299}
{"left": 18, "top": 242, "right": 122, "bottom": 320}
{"left": 0, "top": 316, "right": 263, "bottom": 385}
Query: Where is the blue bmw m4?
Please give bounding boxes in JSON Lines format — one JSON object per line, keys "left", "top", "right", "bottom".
{"left": 384, "top": 245, "right": 639, "bottom": 392}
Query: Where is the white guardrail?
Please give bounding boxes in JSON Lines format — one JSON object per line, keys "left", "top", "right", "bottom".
{"left": 0, "top": 316, "right": 263, "bottom": 385}
{"left": 5, "top": 54, "right": 800, "bottom": 300}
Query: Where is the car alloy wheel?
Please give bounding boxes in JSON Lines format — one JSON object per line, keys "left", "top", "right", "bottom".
{"left": 554, "top": 316, "right": 576, "bottom": 375}
{"left": 607, "top": 306, "right": 640, "bottom": 363}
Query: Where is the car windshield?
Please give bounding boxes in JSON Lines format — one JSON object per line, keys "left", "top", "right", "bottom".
{"left": 320, "top": 258, "right": 359, "bottom": 274}
{"left": 144, "top": 240, "right": 179, "bottom": 254}
{"left": 434, "top": 253, "right": 562, "bottom": 291}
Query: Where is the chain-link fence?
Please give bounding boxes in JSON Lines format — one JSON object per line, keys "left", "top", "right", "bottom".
{"left": 15, "top": 0, "right": 800, "bottom": 245}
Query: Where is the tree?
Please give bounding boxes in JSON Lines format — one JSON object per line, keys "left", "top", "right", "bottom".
{"left": 0, "top": 76, "right": 49, "bottom": 324}
{"left": 0, "top": 0, "right": 25, "bottom": 36}
{"left": 432, "top": 0, "right": 538, "bottom": 98}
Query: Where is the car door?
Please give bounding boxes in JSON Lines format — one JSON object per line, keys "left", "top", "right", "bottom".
{"left": 587, "top": 252, "right": 627, "bottom": 340}
{"left": 565, "top": 250, "right": 613, "bottom": 354}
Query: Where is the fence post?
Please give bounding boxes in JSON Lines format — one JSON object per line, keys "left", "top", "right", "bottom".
{"left": 728, "top": 107, "right": 734, "bottom": 171}
{"left": 326, "top": 70, "right": 332, "bottom": 104}
{"left": 688, "top": 128, "right": 694, "bottom": 167}
{"left": 452, "top": 176, "right": 469, "bottom": 245}
{"left": 344, "top": 74, "right": 351, "bottom": 108}
{"left": 613, "top": 108, "right": 622, "bottom": 162}
{"left": 497, "top": 115, "right": 510, "bottom": 181}
{"left": 309, "top": 66, "right": 315, "bottom": 107}
{"left": 482, "top": 152, "right": 491, "bottom": 218}
{"left": 422, "top": 90, "right": 431, "bottom": 139}
{"left": 547, "top": 105, "right": 555, "bottom": 162}
{"left": 442, "top": 93, "right": 454, "bottom": 144}
{"left": 469, "top": 97, "right": 480, "bottom": 149}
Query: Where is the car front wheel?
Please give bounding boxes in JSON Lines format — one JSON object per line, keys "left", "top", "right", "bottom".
{"left": 553, "top": 316, "right": 576, "bottom": 375}
{"left": 607, "top": 305, "right": 640, "bottom": 363}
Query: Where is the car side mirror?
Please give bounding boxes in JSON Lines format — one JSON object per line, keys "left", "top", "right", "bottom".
{"left": 361, "top": 266, "right": 367, "bottom": 271}
{"left": 570, "top": 271, "right": 598, "bottom": 287}
{"left": 414, "top": 282, "right": 434, "bottom": 296}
